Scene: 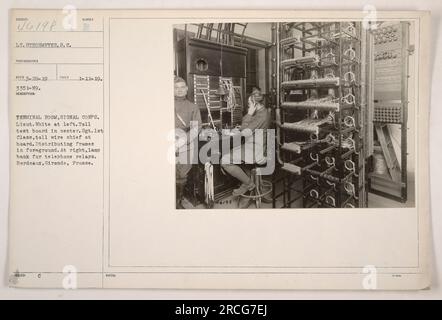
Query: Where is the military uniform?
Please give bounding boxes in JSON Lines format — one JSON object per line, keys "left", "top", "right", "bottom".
{"left": 175, "top": 96, "right": 202, "bottom": 208}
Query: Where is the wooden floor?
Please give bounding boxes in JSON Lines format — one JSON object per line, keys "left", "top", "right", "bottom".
{"left": 367, "top": 179, "right": 415, "bottom": 208}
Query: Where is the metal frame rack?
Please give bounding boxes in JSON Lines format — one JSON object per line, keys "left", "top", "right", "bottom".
{"left": 271, "top": 22, "right": 369, "bottom": 208}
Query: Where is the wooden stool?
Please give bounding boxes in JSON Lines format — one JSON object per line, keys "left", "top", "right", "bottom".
{"left": 239, "top": 164, "right": 273, "bottom": 208}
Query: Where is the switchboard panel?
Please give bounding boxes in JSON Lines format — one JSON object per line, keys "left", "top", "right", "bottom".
{"left": 369, "top": 22, "right": 409, "bottom": 202}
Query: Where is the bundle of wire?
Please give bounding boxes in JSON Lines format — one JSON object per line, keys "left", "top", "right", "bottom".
{"left": 281, "top": 77, "right": 340, "bottom": 87}
{"left": 281, "top": 97, "right": 339, "bottom": 111}
{"left": 281, "top": 116, "right": 333, "bottom": 135}
{"left": 281, "top": 55, "right": 319, "bottom": 67}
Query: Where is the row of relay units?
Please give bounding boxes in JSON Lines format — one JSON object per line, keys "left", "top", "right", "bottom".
{"left": 372, "top": 25, "right": 400, "bottom": 44}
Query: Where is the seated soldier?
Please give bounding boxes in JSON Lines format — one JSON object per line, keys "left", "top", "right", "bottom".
{"left": 221, "top": 87, "right": 271, "bottom": 196}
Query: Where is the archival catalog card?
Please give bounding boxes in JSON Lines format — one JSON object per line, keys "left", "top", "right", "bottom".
{"left": 8, "top": 9, "right": 431, "bottom": 289}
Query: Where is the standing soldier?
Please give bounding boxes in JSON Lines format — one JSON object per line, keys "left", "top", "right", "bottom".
{"left": 174, "top": 76, "right": 202, "bottom": 209}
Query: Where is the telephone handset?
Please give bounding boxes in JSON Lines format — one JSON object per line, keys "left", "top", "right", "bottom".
{"left": 247, "top": 96, "right": 257, "bottom": 116}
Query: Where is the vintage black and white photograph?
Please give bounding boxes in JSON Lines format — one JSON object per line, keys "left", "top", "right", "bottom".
{"left": 173, "top": 21, "right": 416, "bottom": 209}
{"left": 5, "top": 7, "right": 433, "bottom": 292}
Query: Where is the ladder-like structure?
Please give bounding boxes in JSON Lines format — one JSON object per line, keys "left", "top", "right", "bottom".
{"left": 375, "top": 125, "right": 401, "bottom": 182}
{"left": 192, "top": 23, "right": 248, "bottom": 46}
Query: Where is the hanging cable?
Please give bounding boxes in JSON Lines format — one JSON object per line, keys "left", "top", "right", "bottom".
{"left": 204, "top": 162, "right": 214, "bottom": 205}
